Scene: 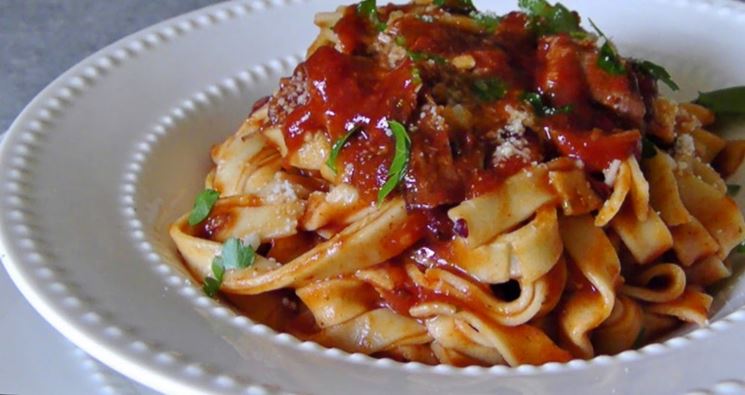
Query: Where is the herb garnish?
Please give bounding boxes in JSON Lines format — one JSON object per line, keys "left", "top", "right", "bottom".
{"left": 203, "top": 238, "right": 257, "bottom": 297}
{"left": 518, "top": 0, "right": 584, "bottom": 37}
{"left": 396, "top": 35, "right": 447, "bottom": 65}
{"left": 637, "top": 60, "right": 679, "bottom": 91}
{"left": 358, "top": 0, "right": 386, "bottom": 32}
{"left": 411, "top": 67, "right": 422, "bottom": 85}
{"left": 727, "top": 184, "right": 741, "bottom": 197}
{"left": 326, "top": 126, "right": 362, "bottom": 174}
{"left": 188, "top": 189, "right": 220, "bottom": 226}
{"left": 473, "top": 78, "right": 508, "bottom": 102}
{"left": 695, "top": 86, "right": 745, "bottom": 116}
{"left": 202, "top": 260, "right": 224, "bottom": 298}
{"left": 408, "top": 51, "right": 447, "bottom": 64}
{"left": 589, "top": 19, "right": 625, "bottom": 75}
{"left": 378, "top": 120, "right": 411, "bottom": 205}
{"left": 522, "top": 91, "right": 573, "bottom": 117}
{"left": 470, "top": 11, "right": 501, "bottom": 33}
{"left": 433, "top": 0, "right": 476, "bottom": 12}
{"left": 641, "top": 137, "right": 658, "bottom": 159}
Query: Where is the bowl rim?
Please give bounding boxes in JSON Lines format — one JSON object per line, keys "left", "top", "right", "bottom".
{"left": 2, "top": 0, "right": 745, "bottom": 393}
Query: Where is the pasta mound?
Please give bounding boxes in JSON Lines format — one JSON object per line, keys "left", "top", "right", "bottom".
{"left": 170, "top": 0, "right": 745, "bottom": 366}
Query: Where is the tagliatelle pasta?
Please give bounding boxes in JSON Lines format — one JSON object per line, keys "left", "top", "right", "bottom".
{"left": 170, "top": 0, "right": 745, "bottom": 367}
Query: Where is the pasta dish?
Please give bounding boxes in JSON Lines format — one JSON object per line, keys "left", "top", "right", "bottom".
{"left": 170, "top": 0, "right": 745, "bottom": 366}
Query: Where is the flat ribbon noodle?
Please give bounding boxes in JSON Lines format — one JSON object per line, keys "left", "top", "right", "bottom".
{"left": 296, "top": 277, "right": 378, "bottom": 328}
{"left": 212, "top": 106, "right": 280, "bottom": 196}
{"left": 646, "top": 287, "right": 713, "bottom": 326}
{"left": 455, "top": 311, "right": 572, "bottom": 366}
{"left": 621, "top": 263, "right": 686, "bottom": 303}
{"left": 449, "top": 206, "right": 563, "bottom": 284}
{"left": 558, "top": 214, "right": 621, "bottom": 358}
{"left": 685, "top": 256, "right": 732, "bottom": 287}
{"left": 676, "top": 170, "right": 745, "bottom": 258}
{"left": 593, "top": 295, "right": 643, "bottom": 355}
{"left": 311, "top": 308, "right": 431, "bottom": 355}
{"left": 448, "top": 166, "right": 556, "bottom": 248}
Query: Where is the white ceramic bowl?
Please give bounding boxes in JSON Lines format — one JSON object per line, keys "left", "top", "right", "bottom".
{"left": 2, "top": 1, "right": 745, "bottom": 394}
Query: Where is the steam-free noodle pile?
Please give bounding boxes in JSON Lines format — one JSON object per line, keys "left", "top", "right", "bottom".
{"left": 171, "top": 0, "right": 745, "bottom": 366}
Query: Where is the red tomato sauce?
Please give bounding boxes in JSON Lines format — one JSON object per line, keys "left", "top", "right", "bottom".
{"left": 266, "top": 1, "right": 649, "bottom": 223}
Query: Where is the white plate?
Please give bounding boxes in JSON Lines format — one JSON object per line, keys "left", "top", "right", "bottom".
{"left": 2, "top": 0, "right": 745, "bottom": 394}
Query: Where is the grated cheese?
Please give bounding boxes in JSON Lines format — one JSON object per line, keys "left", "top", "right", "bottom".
{"left": 674, "top": 134, "right": 696, "bottom": 158}
{"left": 491, "top": 106, "right": 533, "bottom": 166}
{"left": 260, "top": 175, "right": 299, "bottom": 204}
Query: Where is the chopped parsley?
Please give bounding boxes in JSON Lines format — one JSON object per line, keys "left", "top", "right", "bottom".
{"left": 202, "top": 264, "right": 223, "bottom": 297}
{"left": 522, "top": 91, "right": 573, "bottom": 117}
{"left": 396, "top": 35, "right": 446, "bottom": 66}
{"left": 188, "top": 189, "right": 220, "bottom": 226}
{"left": 470, "top": 11, "right": 501, "bottom": 33}
{"left": 473, "top": 78, "right": 508, "bottom": 102}
{"left": 518, "top": 0, "right": 584, "bottom": 37}
{"left": 695, "top": 86, "right": 745, "bottom": 116}
{"left": 203, "top": 238, "right": 257, "bottom": 298}
{"left": 378, "top": 120, "right": 411, "bottom": 205}
{"left": 589, "top": 19, "right": 625, "bottom": 75}
{"left": 636, "top": 60, "right": 679, "bottom": 91}
{"left": 641, "top": 137, "right": 658, "bottom": 159}
{"left": 433, "top": 0, "right": 476, "bottom": 12}
{"left": 220, "top": 238, "right": 257, "bottom": 270}
{"left": 408, "top": 51, "right": 447, "bottom": 64}
{"left": 326, "top": 126, "right": 362, "bottom": 174}
{"left": 411, "top": 67, "right": 422, "bottom": 85}
{"left": 358, "top": 0, "right": 386, "bottom": 32}
{"left": 727, "top": 184, "right": 741, "bottom": 197}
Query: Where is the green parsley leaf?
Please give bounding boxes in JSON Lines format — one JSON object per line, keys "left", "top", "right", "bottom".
{"left": 378, "top": 120, "right": 411, "bottom": 205}
{"left": 727, "top": 184, "right": 741, "bottom": 197}
{"left": 211, "top": 258, "right": 225, "bottom": 281}
{"left": 473, "top": 78, "right": 507, "bottom": 102}
{"left": 695, "top": 86, "right": 745, "bottom": 116}
{"left": 589, "top": 19, "right": 625, "bottom": 75}
{"left": 408, "top": 51, "right": 447, "bottom": 64}
{"left": 736, "top": 241, "right": 745, "bottom": 254}
{"left": 597, "top": 42, "right": 625, "bottom": 75}
{"left": 326, "top": 127, "right": 361, "bottom": 173}
{"left": 203, "top": 255, "right": 226, "bottom": 297}
{"left": 358, "top": 0, "right": 386, "bottom": 32}
{"left": 470, "top": 11, "right": 500, "bottom": 33}
{"left": 188, "top": 189, "right": 220, "bottom": 226}
{"left": 411, "top": 67, "right": 422, "bottom": 85}
{"left": 522, "top": 91, "right": 573, "bottom": 117}
{"left": 519, "top": 0, "right": 584, "bottom": 36}
{"left": 433, "top": 0, "right": 475, "bottom": 11}
{"left": 220, "top": 237, "right": 256, "bottom": 270}
{"left": 637, "top": 60, "right": 679, "bottom": 91}
{"left": 202, "top": 277, "right": 221, "bottom": 297}
{"left": 642, "top": 137, "right": 658, "bottom": 159}
{"left": 202, "top": 238, "right": 256, "bottom": 298}
{"left": 398, "top": 35, "right": 445, "bottom": 65}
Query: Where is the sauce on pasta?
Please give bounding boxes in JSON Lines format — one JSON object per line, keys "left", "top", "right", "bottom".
{"left": 170, "top": 0, "right": 745, "bottom": 367}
